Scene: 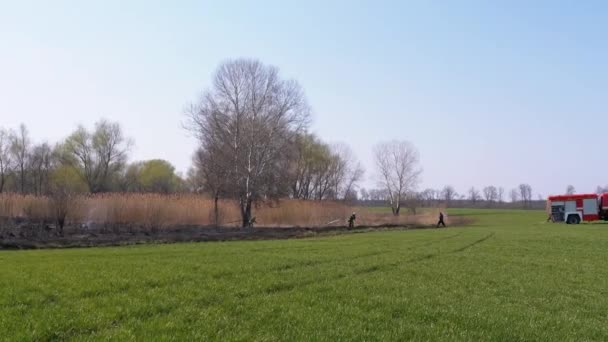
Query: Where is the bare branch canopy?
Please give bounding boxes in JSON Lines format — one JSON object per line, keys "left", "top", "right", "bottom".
{"left": 373, "top": 140, "right": 422, "bottom": 215}
{"left": 185, "top": 58, "right": 311, "bottom": 227}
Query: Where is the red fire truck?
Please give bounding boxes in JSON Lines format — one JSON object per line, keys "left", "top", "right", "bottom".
{"left": 547, "top": 193, "right": 608, "bottom": 224}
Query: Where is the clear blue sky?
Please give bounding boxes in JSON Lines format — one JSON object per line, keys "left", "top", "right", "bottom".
{"left": 1, "top": 0, "right": 607, "bottom": 197}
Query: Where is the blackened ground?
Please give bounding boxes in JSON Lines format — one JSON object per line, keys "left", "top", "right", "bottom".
{"left": 0, "top": 220, "right": 452, "bottom": 250}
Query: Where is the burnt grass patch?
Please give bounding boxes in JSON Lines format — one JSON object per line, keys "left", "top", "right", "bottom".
{"left": 0, "top": 220, "right": 465, "bottom": 250}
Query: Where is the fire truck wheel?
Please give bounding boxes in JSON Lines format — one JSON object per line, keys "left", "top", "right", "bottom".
{"left": 567, "top": 215, "right": 581, "bottom": 225}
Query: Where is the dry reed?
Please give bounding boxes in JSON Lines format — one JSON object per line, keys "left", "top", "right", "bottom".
{"left": 0, "top": 193, "right": 469, "bottom": 228}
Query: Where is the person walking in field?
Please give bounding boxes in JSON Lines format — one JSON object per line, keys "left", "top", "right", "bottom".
{"left": 348, "top": 212, "right": 356, "bottom": 229}
{"left": 437, "top": 212, "right": 446, "bottom": 228}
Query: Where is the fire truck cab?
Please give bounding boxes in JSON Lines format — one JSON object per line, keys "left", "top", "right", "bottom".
{"left": 547, "top": 194, "right": 601, "bottom": 224}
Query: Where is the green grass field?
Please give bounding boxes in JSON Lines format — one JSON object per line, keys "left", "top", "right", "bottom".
{"left": 2, "top": 209, "right": 608, "bottom": 341}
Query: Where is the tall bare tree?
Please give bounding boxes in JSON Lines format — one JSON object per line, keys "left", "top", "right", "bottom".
{"left": 441, "top": 185, "right": 457, "bottom": 207}
{"left": 359, "top": 188, "right": 370, "bottom": 201}
{"left": 468, "top": 187, "right": 480, "bottom": 204}
{"left": 190, "top": 147, "right": 229, "bottom": 225}
{"left": 566, "top": 185, "right": 576, "bottom": 195}
{"left": 29, "top": 143, "right": 53, "bottom": 195}
{"left": 373, "top": 140, "right": 421, "bottom": 215}
{"left": 420, "top": 188, "right": 438, "bottom": 207}
{"left": 509, "top": 188, "right": 520, "bottom": 203}
{"left": 483, "top": 185, "right": 498, "bottom": 205}
{"left": 61, "top": 119, "right": 131, "bottom": 193}
{"left": 289, "top": 133, "right": 327, "bottom": 200}
{"left": 518, "top": 183, "right": 532, "bottom": 208}
{"left": 342, "top": 164, "right": 364, "bottom": 201}
{"left": 0, "top": 128, "right": 13, "bottom": 193}
{"left": 289, "top": 137, "right": 359, "bottom": 201}
{"left": 497, "top": 187, "right": 505, "bottom": 203}
{"left": 186, "top": 59, "right": 310, "bottom": 227}
{"left": 10, "top": 124, "right": 30, "bottom": 193}
{"left": 331, "top": 143, "right": 364, "bottom": 201}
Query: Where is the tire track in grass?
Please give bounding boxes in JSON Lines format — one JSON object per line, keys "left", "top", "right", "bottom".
{"left": 403, "top": 232, "right": 495, "bottom": 263}
{"left": 261, "top": 233, "right": 469, "bottom": 294}
{"left": 267, "top": 232, "right": 464, "bottom": 275}
{"left": 349, "top": 233, "right": 466, "bottom": 275}
{"left": 408, "top": 231, "right": 464, "bottom": 249}
{"left": 349, "top": 232, "right": 466, "bottom": 268}
{"left": 349, "top": 232, "right": 495, "bottom": 275}
{"left": 354, "top": 264, "right": 383, "bottom": 275}
{"left": 450, "top": 233, "right": 495, "bottom": 253}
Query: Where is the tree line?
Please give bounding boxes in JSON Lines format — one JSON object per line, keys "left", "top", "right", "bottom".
{"left": 359, "top": 183, "right": 539, "bottom": 212}
{"left": 359, "top": 183, "right": 608, "bottom": 213}
{"left": 0, "top": 121, "right": 185, "bottom": 196}
{"left": 0, "top": 120, "right": 364, "bottom": 201}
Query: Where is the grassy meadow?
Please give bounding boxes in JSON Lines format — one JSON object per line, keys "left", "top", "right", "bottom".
{"left": 2, "top": 209, "right": 608, "bottom": 340}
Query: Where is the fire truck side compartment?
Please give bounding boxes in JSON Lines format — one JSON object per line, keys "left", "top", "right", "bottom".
{"left": 565, "top": 200, "right": 576, "bottom": 213}
{"left": 551, "top": 201, "right": 565, "bottom": 222}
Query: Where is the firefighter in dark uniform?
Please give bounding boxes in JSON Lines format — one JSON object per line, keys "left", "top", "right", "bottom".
{"left": 348, "top": 212, "right": 356, "bottom": 229}
{"left": 437, "top": 212, "right": 446, "bottom": 228}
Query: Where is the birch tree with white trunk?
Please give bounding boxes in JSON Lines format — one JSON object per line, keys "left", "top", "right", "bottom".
{"left": 186, "top": 59, "right": 310, "bottom": 227}
{"left": 373, "top": 140, "right": 421, "bottom": 216}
